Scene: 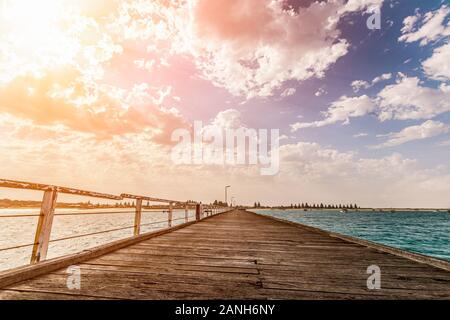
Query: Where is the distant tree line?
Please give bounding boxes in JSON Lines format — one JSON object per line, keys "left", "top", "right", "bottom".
{"left": 213, "top": 200, "right": 229, "bottom": 207}
{"left": 251, "top": 202, "right": 360, "bottom": 209}
{"left": 275, "top": 203, "right": 359, "bottom": 209}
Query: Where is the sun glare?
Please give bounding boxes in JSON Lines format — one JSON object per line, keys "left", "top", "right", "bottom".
{"left": 0, "top": 0, "right": 80, "bottom": 81}
{"left": 2, "top": 0, "right": 64, "bottom": 32}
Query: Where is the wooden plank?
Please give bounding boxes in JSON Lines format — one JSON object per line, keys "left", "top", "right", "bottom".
{"left": 256, "top": 263, "right": 450, "bottom": 280}
{"left": 0, "top": 289, "right": 114, "bottom": 300}
{"left": 10, "top": 273, "right": 266, "bottom": 300}
{"left": 57, "top": 263, "right": 448, "bottom": 292}
{"left": 195, "top": 204, "right": 201, "bottom": 221}
{"left": 93, "top": 252, "right": 257, "bottom": 268}
{"left": 261, "top": 280, "right": 449, "bottom": 299}
{"left": 168, "top": 202, "right": 173, "bottom": 227}
{"left": 1, "top": 209, "right": 450, "bottom": 300}
{"left": 82, "top": 260, "right": 260, "bottom": 275}
{"left": 48, "top": 268, "right": 261, "bottom": 288}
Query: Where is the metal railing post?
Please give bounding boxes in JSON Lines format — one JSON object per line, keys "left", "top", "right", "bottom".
{"left": 134, "top": 198, "right": 143, "bottom": 236}
{"left": 30, "top": 187, "right": 58, "bottom": 264}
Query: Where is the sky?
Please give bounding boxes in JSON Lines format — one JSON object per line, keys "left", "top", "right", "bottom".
{"left": 0, "top": 0, "right": 450, "bottom": 207}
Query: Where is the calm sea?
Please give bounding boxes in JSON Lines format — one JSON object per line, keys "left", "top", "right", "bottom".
{"left": 0, "top": 208, "right": 195, "bottom": 272}
{"left": 254, "top": 209, "right": 450, "bottom": 262}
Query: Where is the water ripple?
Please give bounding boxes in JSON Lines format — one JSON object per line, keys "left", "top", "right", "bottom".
{"left": 255, "top": 210, "right": 450, "bottom": 261}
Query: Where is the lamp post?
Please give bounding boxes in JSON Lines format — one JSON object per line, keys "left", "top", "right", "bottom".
{"left": 231, "top": 197, "right": 235, "bottom": 208}
{"left": 225, "top": 185, "right": 231, "bottom": 207}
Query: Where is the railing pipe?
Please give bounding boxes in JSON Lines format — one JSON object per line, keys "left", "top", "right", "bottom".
{"left": 121, "top": 193, "right": 181, "bottom": 205}
{"left": 0, "top": 179, "right": 121, "bottom": 200}
{"left": 0, "top": 179, "right": 231, "bottom": 266}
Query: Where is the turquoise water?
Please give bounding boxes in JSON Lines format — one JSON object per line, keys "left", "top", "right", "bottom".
{"left": 254, "top": 209, "right": 450, "bottom": 261}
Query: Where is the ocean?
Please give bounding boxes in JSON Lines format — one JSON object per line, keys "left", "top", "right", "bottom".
{"left": 254, "top": 209, "right": 450, "bottom": 262}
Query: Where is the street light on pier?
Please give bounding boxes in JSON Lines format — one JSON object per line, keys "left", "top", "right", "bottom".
{"left": 225, "top": 185, "right": 231, "bottom": 207}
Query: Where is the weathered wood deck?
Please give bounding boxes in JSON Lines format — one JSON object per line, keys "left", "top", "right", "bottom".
{"left": 1, "top": 210, "right": 449, "bottom": 300}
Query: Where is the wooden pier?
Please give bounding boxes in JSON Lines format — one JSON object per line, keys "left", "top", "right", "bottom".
{"left": 1, "top": 209, "right": 449, "bottom": 300}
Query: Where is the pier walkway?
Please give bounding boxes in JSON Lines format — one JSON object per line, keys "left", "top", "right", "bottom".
{"left": 1, "top": 210, "right": 449, "bottom": 300}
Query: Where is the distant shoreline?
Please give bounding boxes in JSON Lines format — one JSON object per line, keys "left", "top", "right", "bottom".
{"left": 252, "top": 208, "right": 450, "bottom": 212}
{"left": 0, "top": 202, "right": 448, "bottom": 212}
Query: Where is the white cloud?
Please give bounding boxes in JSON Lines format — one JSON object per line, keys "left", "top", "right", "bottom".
{"left": 372, "top": 73, "right": 393, "bottom": 84}
{"left": 189, "top": 0, "right": 385, "bottom": 99}
{"left": 209, "top": 109, "right": 243, "bottom": 130}
{"left": 398, "top": 6, "right": 450, "bottom": 81}
{"left": 134, "top": 59, "right": 155, "bottom": 72}
{"left": 401, "top": 13, "right": 420, "bottom": 34}
{"left": 399, "top": 5, "right": 450, "bottom": 46}
{"left": 314, "top": 87, "right": 327, "bottom": 97}
{"left": 378, "top": 76, "right": 450, "bottom": 121}
{"left": 281, "top": 88, "right": 296, "bottom": 97}
{"left": 276, "top": 141, "right": 450, "bottom": 207}
{"left": 293, "top": 71, "right": 450, "bottom": 132}
{"left": 339, "top": 0, "right": 385, "bottom": 13}
{"left": 3, "top": 111, "right": 450, "bottom": 208}
{"left": 351, "top": 80, "right": 371, "bottom": 92}
{"left": 290, "top": 95, "right": 376, "bottom": 131}
{"left": 280, "top": 142, "right": 417, "bottom": 182}
{"left": 353, "top": 133, "right": 369, "bottom": 138}
{"left": 423, "top": 42, "right": 450, "bottom": 81}
{"left": 373, "top": 120, "right": 450, "bottom": 148}
{"left": 0, "top": 0, "right": 387, "bottom": 103}
{"left": 351, "top": 73, "right": 392, "bottom": 92}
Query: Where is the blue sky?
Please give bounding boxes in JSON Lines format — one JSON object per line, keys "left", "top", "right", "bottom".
{"left": 232, "top": 0, "right": 450, "bottom": 166}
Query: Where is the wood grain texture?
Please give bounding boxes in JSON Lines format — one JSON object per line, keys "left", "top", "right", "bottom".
{"left": 30, "top": 188, "right": 58, "bottom": 264}
{"left": 1, "top": 210, "right": 449, "bottom": 300}
{"left": 134, "top": 199, "right": 142, "bottom": 236}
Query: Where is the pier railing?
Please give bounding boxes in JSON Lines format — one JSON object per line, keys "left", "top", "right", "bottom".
{"left": 0, "top": 179, "right": 229, "bottom": 268}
